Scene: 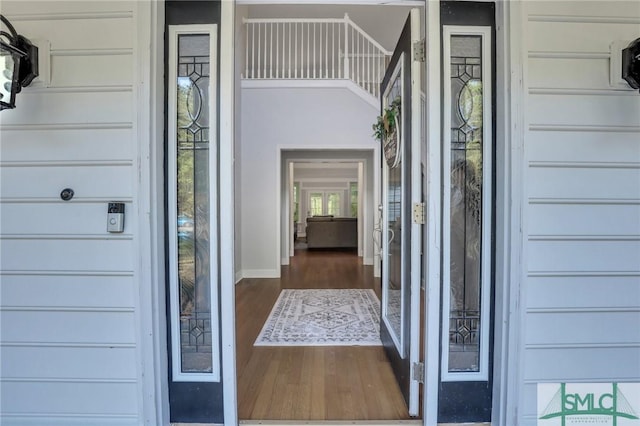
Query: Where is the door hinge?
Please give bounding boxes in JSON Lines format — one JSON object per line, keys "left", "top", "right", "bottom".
{"left": 413, "top": 39, "right": 426, "bottom": 62}
{"left": 413, "top": 202, "right": 425, "bottom": 224}
{"left": 412, "top": 362, "right": 425, "bottom": 383}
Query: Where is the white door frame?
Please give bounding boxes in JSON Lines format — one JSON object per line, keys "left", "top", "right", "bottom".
{"left": 490, "top": 2, "right": 527, "bottom": 425}
{"left": 421, "top": 2, "right": 442, "bottom": 424}
{"left": 220, "top": 1, "right": 239, "bottom": 425}
{"left": 134, "top": 0, "right": 169, "bottom": 424}
{"left": 135, "top": 0, "right": 524, "bottom": 424}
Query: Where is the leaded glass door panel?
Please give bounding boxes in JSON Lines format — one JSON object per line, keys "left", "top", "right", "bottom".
{"left": 379, "top": 8, "right": 423, "bottom": 417}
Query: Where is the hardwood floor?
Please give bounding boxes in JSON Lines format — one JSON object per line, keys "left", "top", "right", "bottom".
{"left": 236, "top": 249, "right": 411, "bottom": 421}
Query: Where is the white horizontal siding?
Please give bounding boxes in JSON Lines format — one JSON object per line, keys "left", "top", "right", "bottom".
{"left": 518, "top": 2, "right": 640, "bottom": 424}
{"left": 528, "top": 240, "right": 640, "bottom": 272}
{"left": 6, "top": 1, "right": 134, "bottom": 17}
{"left": 1, "top": 346, "right": 137, "bottom": 379}
{"left": 528, "top": 204, "right": 640, "bottom": 236}
{"left": 527, "top": 131, "right": 640, "bottom": 163}
{"left": 0, "top": 128, "right": 133, "bottom": 162}
{"left": 527, "top": 276, "right": 640, "bottom": 310}
{"left": 0, "top": 91, "right": 133, "bottom": 126}
{"left": 523, "top": 346, "right": 640, "bottom": 382}
{"left": 50, "top": 54, "right": 133, "bottom": 88}
{"left": 0, "top": 416, "right": 138, "bottom": 426}
{"left": 525, "top": 1, "right": 640, "bottom": 18}
{"left": 527, "top": 21, "right": 640, "bottom": 54}
{"left": 1, "top": 274, "right": 134, "bottom": 308}
{"left": 527, "top": 166, "right": 640, "bottom": 200}
{"left": 1, "top": 202, "right": 134, "bottom": 235}
{"left": 1, "top": 382, "right": 138, "bottom": 415}
{"left": 1, "top": 240, "right": 134, "bottom": 271}
{"left": 0, "top": 1, "right": 141, "bottom": 424}
{"left": 0, "top": 311, "right": 136, "bottom": 343}
{"left": 9, "top": 17, "right": 133, "bottom": 51}
{"left": 528, "top": 94, "right": 640, "bottom": 127}
{"left": 0, "top": 164, "right": 134, "bottom": 199}
{"left": 529, "top": 57, "right": 612, "bottom": 90}
{"left": 525, "top": 311, "right": 640, "bottom": 345}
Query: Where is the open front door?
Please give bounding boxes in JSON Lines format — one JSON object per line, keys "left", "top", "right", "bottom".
{"left": 380, "top": 8, "right": 423, "bottom": 417}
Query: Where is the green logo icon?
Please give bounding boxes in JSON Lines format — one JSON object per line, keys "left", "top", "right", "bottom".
{"left": 538, "top": 383, "right": 640, "bottom": 426}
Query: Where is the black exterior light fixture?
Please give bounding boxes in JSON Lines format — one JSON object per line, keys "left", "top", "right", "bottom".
{"left": 622, "top": 38, "right": 640, "bottom": 93}
{"left": 1, "top": 14, "right": 39, "bottom": 110}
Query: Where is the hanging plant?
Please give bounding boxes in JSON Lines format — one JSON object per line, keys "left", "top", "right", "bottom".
{"left": 372, "top": 96, "right": 401, "bottom": 141}
{"left": 373, "top": 96, "right": 402, "bottom": 168}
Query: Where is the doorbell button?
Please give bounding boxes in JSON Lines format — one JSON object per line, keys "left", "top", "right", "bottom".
{"left": 107, "top": 202, "right": 125, "bottom": 233}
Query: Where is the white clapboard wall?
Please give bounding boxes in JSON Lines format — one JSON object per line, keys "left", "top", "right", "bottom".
{"left": 520, "top": 1, "right": 640, "bottom": 424}
{"left": 0, "top": 2, "right": 142, "bottom": 425}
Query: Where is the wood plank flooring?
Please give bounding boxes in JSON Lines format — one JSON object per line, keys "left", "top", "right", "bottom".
{"left": 236, "top": 249, "right": 411, "bottom": 421}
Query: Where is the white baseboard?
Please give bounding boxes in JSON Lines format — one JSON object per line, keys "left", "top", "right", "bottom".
{"left": 235, "top": 271, "right": 243, "bottom": 284}
{"left": 363, "top": 257, "right": 374, "bottom": 265}
{"left": 281, "top": 257, "right": 290, "bottom": 265}
{"left": 241, "top": 269, "right": 280, "bottom": 279}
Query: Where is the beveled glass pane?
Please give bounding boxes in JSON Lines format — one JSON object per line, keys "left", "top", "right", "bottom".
{"left": 448, "top": 34, "right": 483, "bottom": 372}
{"left": 386, "top": 160, "right": 403, "bottom": 343}
{"left": 382, "top": 64, "right": 404, "bottom": 353}
{"left": 176, "top": 33, "right": 212, "bottom": 373}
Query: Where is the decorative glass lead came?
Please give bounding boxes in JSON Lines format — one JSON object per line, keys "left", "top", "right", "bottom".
{"left": 382, "top": 59, "right": 405, "bottom": 355}
{"left": 448, "top": 34, "right": 483, "bottom": 373}
{"left": 176, "top": 34, "right": 213, "bottom": 374}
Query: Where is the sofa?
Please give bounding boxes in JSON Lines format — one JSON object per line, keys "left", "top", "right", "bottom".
{"left": 305, "top": 216, "right": 357, "bottom": 249}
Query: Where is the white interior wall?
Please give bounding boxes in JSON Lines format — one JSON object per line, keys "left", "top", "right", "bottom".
{"left": 0, "top": 2, "right": 145, "bottom": 424}
{"left": 239, "top": 83, "right": 378, "bottom": 278}
{"left": 518, "top": 2, "right": 640, "bottom": 424}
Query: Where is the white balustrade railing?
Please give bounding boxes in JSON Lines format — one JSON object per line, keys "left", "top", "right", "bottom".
{"left": 244, "top": 14, "right": 392, "bottom": 100}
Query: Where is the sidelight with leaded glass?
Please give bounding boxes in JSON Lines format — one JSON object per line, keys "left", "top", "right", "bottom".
{"left": 442, "top": 27, "right": 493, "bottom": 380}
{"left": 168, "top": 25, "right": 220, "bottom": 382}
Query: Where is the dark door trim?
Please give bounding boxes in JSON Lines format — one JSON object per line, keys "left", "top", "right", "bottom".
{"left": 437, "top": 2, "right": 497, "bottom": 423}
{"left": 164, "top": 1, "right": 224, "bottom": 423}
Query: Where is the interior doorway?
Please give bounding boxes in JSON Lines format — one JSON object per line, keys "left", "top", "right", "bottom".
{"left": 284, "top": 157, "right": 368, "bottom": 262}
{"left": 232, "top": 3, "right": 424, "bottom": 423}
{"left": 234, "top": 9, "right": 426, "bottom": 423}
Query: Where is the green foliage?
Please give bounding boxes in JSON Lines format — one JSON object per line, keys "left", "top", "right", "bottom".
{"left": 372, "top": 96, "right": 401, "bottom": 141}
{"left": 177, "top": 150, "right": 194, "bottom": 219}
{"left": 176, "top": 78, "right": 196, "bottom": 220}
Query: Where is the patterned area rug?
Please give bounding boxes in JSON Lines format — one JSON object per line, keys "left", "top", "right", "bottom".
{"left": 255, "top": 289, "right": 382, "bottom": 346}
